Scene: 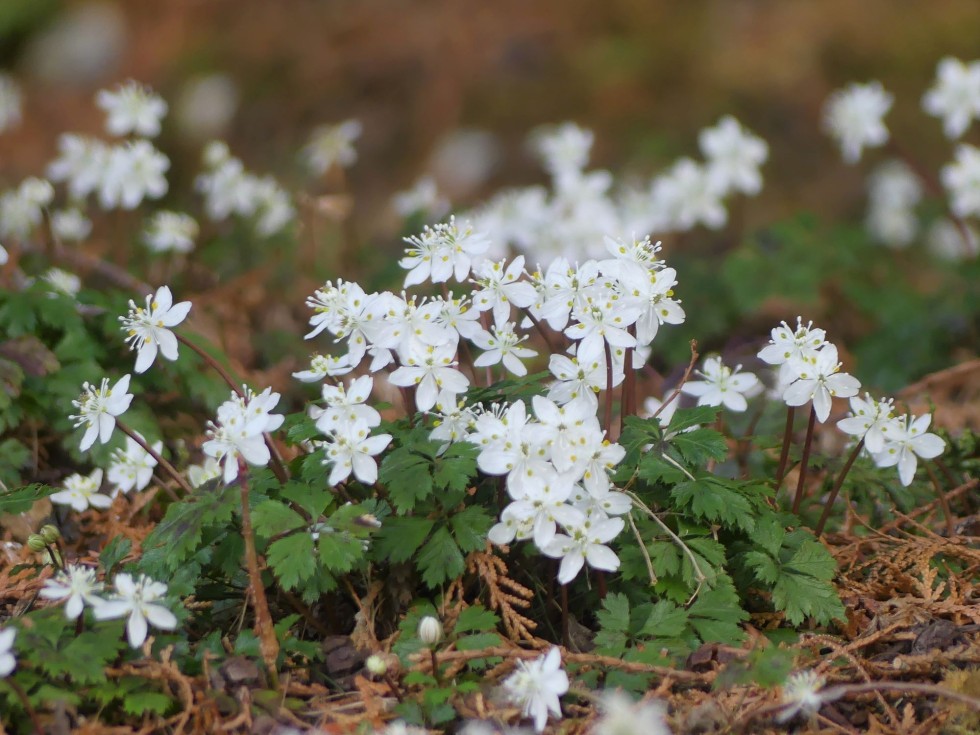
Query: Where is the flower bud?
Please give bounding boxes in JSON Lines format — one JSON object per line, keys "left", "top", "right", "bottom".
{"left": 27, "top": 534, "right": 48, "bottom": 552}
{"left": 40, "top": 524, "right": 61, "bottom": 544}
{"left": 417, "top": 615, "right": 443, "bottom": 646}
{"left": 365, "top": 654, "right": 387, "bottom": 676}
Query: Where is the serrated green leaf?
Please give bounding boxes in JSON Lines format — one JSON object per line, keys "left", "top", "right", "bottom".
{"left": 638, "top": 600, "right": 689, "bottom": 638}
{"left": 251, "top": 500, "right": 305, "bottom": 538}
{"left": 142, "top": 481, "right": 239, "bottom": 571}
{"left": 742, "top": 551, "right": 780, "bottom": 584}
{"left": 672, "top": 478, "right": 755, "bottom": 533}
{"left": 455, "top": 632, "right": 502, "bottom": 650}
{"left": 267, "top": 533, "right": 316, "bottom": 590}
{"left": 669, "top": 428, "right": 728, "bottom": 466}
{"left": 122, "top": 691, "right": 173, "bottom": 716}
{"left": 688, "top": 583, "right": 747, "bottom": 645}
{"left": 449, "top": 506, "right": 492, "bottom": 553}
{"left": 637, "top": 454, "right": 687, "bottom": 485}
{"left": 281, "top": 480, "right": 334, "bottom": 520}
{"left": 0, "top": 481, "right": 56, "bottom": 514}
{"left": 785, "top": 539, "right": 838, "bottom": 581}
{"left": 374, "top": 516, "right": 434, "bottom": 563}
{"left": 596, "top": 592, "right": 631, "bottom": 634}
{"left": 454, "top": 605, "right": 499, "bottom": 633}
{"left": 432, "top": 442, "right": 478, "bottom": 493}
{"left": 379, "top": 446, "right": 434, "bottom": 513}
{"left": 317, "top": 531, "right": 363, "bottom": 574}
{"left": 667, "top": 406, "right": 720, "bottom": 433}
{"left": 416, "top": 526, "right": 464, "bottom": 588}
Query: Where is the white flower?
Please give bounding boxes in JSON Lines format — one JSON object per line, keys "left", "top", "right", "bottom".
{"left": 757, "top": 317, "right": 828, "bottom": 387}
{"left": 51, "top": 208, "right": 93, "bottom": 242}
{"left": 594, "top": 691, "right": 671, "bottom": 735}
{"left": 47, "top": 134, "right": 109, "bottom": 200}
{"left": 470, "top": 255, "right": 538, "bottom": 326}
{"left": 680, "top": 356, "right": 760, "bottom": 412}
{"left": 0, "top": 177, "right": 54, "bottom": 240}
{"left": 922, "top": 57, "right": 980, "bottom": 139}
{"left": 41, "top": 268, "right": 82, "bottom": 297}
{"left": 311, "top": 375, "right": 380, "bottom": 432}
{"left": 187, "top": 457, "right": 222, "bottom": 488}
{"left": 0, "top": 627, "right": 16, "bottom": 678}
{"left": 94, "top": 573, "right": 178, "bottom": 648}
{"left": 501, "top": 648, "right": 569, "bottom": 733}
{"left": 202, "top": 388, "right": 282, "bottom": 484}
{"left": 472, "top": 320, "right": 538, "bottom": 377}
{"left": 108, "top": 433, "right": 161, "bottom": 495}
{"left": 96, "top": 81, "right": 168, "bottom": 138}
{"left": 400, "top": 216, "right": 490, "bottom": 287}
{"left": 533, "top": 122, "right": 593, "bottom": 180}
{"left": 543, "top": 515, "right": 624, "bottom": 584}
{"left": 699, "top": 115, "right": 768, "bottom": 196}
{"left": 782, "top": 343, "right": 861, "bottom": 423}
{"left": 941, "top": 143, "right": 980, "bottom": 218}
{"left": 50, "top": 469, "right": 112, "bottom": 511}
{"left": 865, "top": 160, "right": 922, "bottom": 249}
{"left": 653, "top": 158, "right": 728, "bottom": 231}
{"left": 871, "top": 413, "right": 945, "bottom": 487}
{"left": 777, "top": 670, "right": 827, "bottom": 723}
{"left": 39, "top": 564, "right": 104, "bottom": 619}
{"left": 252, "top": 176, "right": 295, "bottom": 236}
{"left": 143, "top": 211, "right": 199, "bottom": 253}
{"left": 119, "top": 286, "right": 192, "bottom": 373}
{"left": 0, "top": 74, "right": 22, "bottom": 134}
{"left": 836, "top": 394, "right": 899, "bottom": 454}
{"left": 388, "top": 342, "right": 469, "bottom": 412}
{"left": 99, "top": 140, "right": 169, "bottom": 210}
{"left": 393, "top": 175, "right": 450, "bottom": 219}
{"left": 323, "top": 420, "right": 392, "bottom": 486}
{"left": 69, "top": 374, "right": 134, "bottom": 451}
{"left": 926, "top": 218, "right": 980, "bottom": 260}
{"left": 303, "top": 119, "right": 362, "bottom": 175}
{"left": 823, "top": 82, "right": 893, "bottom": 163}
{"left": 292, "top": 353, "right": 354, "bottom": 382}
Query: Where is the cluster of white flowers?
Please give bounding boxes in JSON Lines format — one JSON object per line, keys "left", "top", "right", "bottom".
{"left": 196, "top": 140, "right": 295, "bottom": 236}
{"left": 758, "top": 317, "right": 944, "bottom": 486}
{"left": 464, "top": 118, "right": 767, "bottom": 262}
{"left": 0, "top": 177, "right": 54, "bottom": 245}
{"left": 202, "top": 387, "right": 284, "bottom": 483}
{"left": 865, "top": 160, "right": 922, "bottom": 248}
{"left": 142, "top": 211, "right": 199, "bottom": 254}
{"left": 39, "top": 567, "right": 177, "bottom": 648}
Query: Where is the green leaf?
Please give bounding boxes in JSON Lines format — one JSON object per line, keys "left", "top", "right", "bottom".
{"left": 455, "top": 632, "right": 502, "bottom": 650}
{"left": 669, "top": 428, "right": 728, "bottom": 465}
{"left": 317, "top": 531, "right": 363, "bottom": 574}
{"left": 416, "top": 526, "right": 464, "bottom": 588}
{"left": 449, "top": 506, "right": 492, "bottom": 553}
{"left": 374, "top": 516, "right": 434, "bottom": 564}
{"left": 668, "top": 406, "right": 720, "bottom": 433}
{"left": 432, "top": 442, "right": 478, "bottom": 493}
{"left": 0, "top": 482, "right": 56, "bottom": 514}
{"left": 267, "top": 532, "right": 316, "bottom": 590}
{"left": 379, "top": 446, "right": 434, "bottom": 513}
{"left": 638, "top": 600, "right": 690, "bottom": 638}
{"left": 281, "top": 481, "right": 333, "bottom": 520}
{"left": 142, "top": 480, "right": 239, "bottom": 571}
{"left": 454, "top": 605, "right": 499, "bottom": 634}
{"left": 122, "top": 691, "right": 173, "bottom": 716}
{"left": 99, "top": 536, "right": 132, "bottom": 576}
{"left": 596, "top": 592, "right": 631, "bottom": 634}
{"left": 251, "top": 500, "right": 305, "bottom": 539}
{"left": 671, "top": 478, "right": 755, "bottom": 533}
{"left": 688, "top": 583, "right": 747, "bottom": 645}
{"left": 637, "top": 454, "right": 687, "bottom": 485}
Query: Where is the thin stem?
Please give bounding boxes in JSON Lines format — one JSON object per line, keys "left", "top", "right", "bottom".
{"left": 560, "top": 583, "right": 570, "bottom": 649}
{"left": 117, "top": 422, "right": 193, "bottom": 497}
{"left": 815, "top": 438, "right": 864, "bottom": 536}
{"left": 237, "top": 459, "right": 280, "bottom": 687}
{"left": 603, "top": 340, "right": 615, "bottom": 437}
{"left": 620, "top": 325, "right": 637, "bottom": 435}
{"left": 429, "top": 648, "right": 442, "bottom": 685}
{"left": 791, "top": 407, "right": 817, "bottom": 515}
{"left": 627, "top": 490, "right": 706, "bottom": 600}
{"left": 925, "top": 463, "right": 956, "bottom": 537}
{"left": 7, "top": 677, "right": 44, "bottom": 735}
{"left": 523, "top": 309, "right": 559, "bottom": 356}
{"left": 774, "top": 406, "right": 796, "bottom": 493}
{"left": 627, "top": 511, "right": 657, "bottom": 586}
{"left": 651, "top": 340, "right": 699, "bottom": 423}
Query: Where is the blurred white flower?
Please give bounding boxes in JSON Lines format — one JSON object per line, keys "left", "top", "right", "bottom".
{"left": 39, "top": 564, "right": 104, "bottom": 619}
{"left": 865, "top": 161, "right": 922, "bottom": 249}
{"left": 778, "top": 670, "right": 827, "bottom": 723}
{"left": 99, "top": 140, "right": 169, "bottom": 210}
{"left": 941, "top": 143, "right": 980, "bottom": 218}
{"left": 0, "top": 627, "right": 16, "bottom": 678}
{"left": 94, "top": 573, "right": 177, "bottom": 648}
{"left": 51, "top": 208, "right": 93, "bottom": 242}
{"left": 303, "top": 119, "right": 362, "bottom": 175}
{"left": 0, "top": 74, "right": 22, "bottom": 134}
{"left": 108, "top": 433, "right": 161, "bottom": 495}
{"left": 922, "top": 57, "right": 980, "bottom": 139}
{"left": 500, "top": 648, "right": 568, "bottom": 733}
{"left": 48, "top": 134, "right": 110, "bottom": 200}
{"left": 926, "top": 218, "right": 979, "bottom": 260}
{"left": 175, "top": 73, "right": 238, "bottom": 140}
{"left": 393, "top": 175, "right": 450, "bottom": 219}
{"left": 96, "top": 80, "right": 168, "bottom": 138}
{"left": 143, "top": 211, "right": 199, "bottom": 254}
{"left": 823, "top": 81, "right": 893, "bottom": 163}
{"left": 40, "top": 268, "right": 82, "bottom": 297}
{"left": 699, "top": 115, "right": 768, "bottom": 196}
{"left": 0, "top": 177, "right": 54, "bottom": 240}
{"left": 594, "top": 691, "right": 672, "bottom": 735}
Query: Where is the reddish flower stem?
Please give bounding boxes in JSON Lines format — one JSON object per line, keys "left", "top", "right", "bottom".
{"left": 117, "top": 421, "right": 192, "bottom": 497}
{"left": 815, "top": 438, "right": 864, "bottom": 536}
{"left": 774, "top": 406, "right": 796, "bottom": 493}
{"left": 791, "top": 407, "right": 817, "bottom": 515}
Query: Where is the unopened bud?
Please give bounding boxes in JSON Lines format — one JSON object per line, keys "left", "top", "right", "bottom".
{"left": 27, "top": 534, "right": 48, "bottom": 552}
{"left": 40, "top": 524, "right": 61, "bottom": 544}
{"left": 418, "top": 615, "right": 444, "bottom": 646}
{"left": 365, "top": 654, "right": 387, "bottom": 675}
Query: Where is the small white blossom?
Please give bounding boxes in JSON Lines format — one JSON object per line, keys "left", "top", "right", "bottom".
{"left": 143, "top": 211, "right": 198, "bottom": 253}
{"left": 823, "top": 81, "right": 893, "bottom": 163}
{"left": 699, "top": 115, "right": 768, "bottom": 196}
{"left": 96, "top": 81, "right": 168, "bottom": 138}
{"left": 500, "top": 648, "right": 569, "bottom": 733}
{"left": 119, "top": 286, "right": 192, "bottom": 373}
{"left": 99, "top": 140, "right": 169, "bottom": 210}
{"left": 39, "top": 564, "right": 104, "bottom": 619}
{"left": 777, "top": 670, "right": 828, "bottom": 723}
{"left": 941, "top": 143, "right": 980, "bottom": 218}
{"left": 323, "top": 420, "right": 392, "bottom": 486}
{"left": 107, "top": 433, "right": 161, "bottom": 495}
{"left": 303, "top": 119, "right": 362, "bottom": 175}
{"left": 681, "top": 356, "right": 760, "bottom": 412}
{"left": 51, "top": 208, "right": 93, "bottom": 242}
{"left": 69, "top": 374, "right": 134, "bottom": 451}
{"left": 782, "top": 343, "right": 861, "bottom": 423}
{"left": 41, "top": 268, "right": 82, "bottom": 297}
{"left": 94, "top": 573, "right": 178, "bottom": 648}
{"left": 50, "top": 469, "right": 112, "bottom": 511}
{"left": 594, "top": 691, "right": 672, "bottom": 735}
{"left": 0, "top": 177, "right": 54, "bottom": 240}
{"left": 922, "top": 57, "right": 980, "bottom": 139}
{"left": 836, "top": 394, "right": 899, "bottom": 454}
{"left": 871, "top": 413, "right": 945, "bottom": 487}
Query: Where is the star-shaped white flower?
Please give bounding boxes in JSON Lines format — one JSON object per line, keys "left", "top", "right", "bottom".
{"left": 500, "top": 647, "right": 569, "bottom": 733}
{"left": 681, "top": 355, "right": 760, "bottom": 412}
{"left": 823, "top": 81, "right": 893, "bottom": 163}
{"left": 922, "top": 57, "right": 980, "bottom": 139}
{"left": 39, "top": 564, "right": 104, "bottom": 619}
{"left": 93, "top": 573, "right": 178, "bottom": 648}
{"left": 119, "top": 286, "right": 192, "bottom": 373}
{"left": 782, "top": 344, "right": 861, "bottom": 423}
{"left": 69, "top": 375, "right": 134, "bottom": 451}
{"left": 871, "top": 413, "right": 945, "bottom": 487}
